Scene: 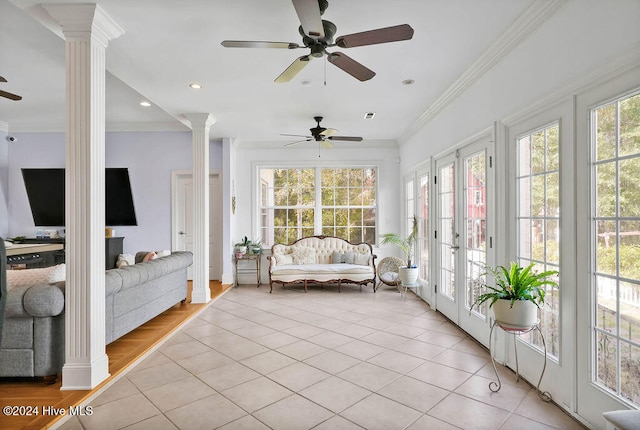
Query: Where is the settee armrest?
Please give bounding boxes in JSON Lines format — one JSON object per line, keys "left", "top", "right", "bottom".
{"left": 5, "top": 283, "right": 65, "bottom": 318}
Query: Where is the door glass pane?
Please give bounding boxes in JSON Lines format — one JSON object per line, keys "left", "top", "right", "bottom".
{"left": 464, "top": 151, "right": 487, "bottom": 316}
{"left": 418, "top": 174, "right": 430, "bottom": 282}
{"left": 439, "top": 163, "right": 455, "bottom": 300}
{"left": 592, "top": 91, "right": 640, "bottom": 407}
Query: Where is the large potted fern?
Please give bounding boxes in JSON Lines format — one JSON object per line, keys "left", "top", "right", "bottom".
{"left": 380, "top": 215, "right": 419, "bottom": 285}
{"left": 472, "top": 262, "right": 559, "bottom": 329}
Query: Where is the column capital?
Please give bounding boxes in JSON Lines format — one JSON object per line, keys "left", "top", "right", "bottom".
{"left": 184, "top": 113, "right": 217, "bottom": 130}
{"left": 43, "top": 4, "right": 124, "bottom": 45}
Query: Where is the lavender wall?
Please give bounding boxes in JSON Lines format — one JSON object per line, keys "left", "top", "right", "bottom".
{"left": 7, "top": 131, "right": 223, "bottom": 254}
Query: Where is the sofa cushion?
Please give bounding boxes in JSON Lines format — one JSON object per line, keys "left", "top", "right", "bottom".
{"left": 271, "top": 263, "right": 373, "bottom": 276}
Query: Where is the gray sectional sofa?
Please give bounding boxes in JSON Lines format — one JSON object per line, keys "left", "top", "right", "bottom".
{"left": 0, "top": 249, "right": 193, "bottom": 378}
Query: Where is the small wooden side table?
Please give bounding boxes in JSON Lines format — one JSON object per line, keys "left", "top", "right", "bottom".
{"left": 233, "top": 253, "right": 261, "bottom": 287}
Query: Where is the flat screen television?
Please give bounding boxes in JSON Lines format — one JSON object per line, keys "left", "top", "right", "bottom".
{"left": 21, "top": 168, "right": 138, "bottom": 226}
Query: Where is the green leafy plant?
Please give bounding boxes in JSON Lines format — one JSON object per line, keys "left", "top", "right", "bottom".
{"left": 472, "top": 261, "right": 559, "bottom": 310}
{"left": 380, "top": 215, "right": 419, "bottom": 267}
{"left": 235, "top": 236, "right": 251, "bottom": 247}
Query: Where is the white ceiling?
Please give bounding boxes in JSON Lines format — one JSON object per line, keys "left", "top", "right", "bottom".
{"left": 0, "top": 0, "right": 537, "bottom": 145}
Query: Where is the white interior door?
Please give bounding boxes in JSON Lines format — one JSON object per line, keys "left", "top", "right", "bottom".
{"left": 173, "top": 171, "right": 222, "bottom": 280}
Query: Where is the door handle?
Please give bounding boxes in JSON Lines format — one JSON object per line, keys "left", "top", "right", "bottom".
{"left": 451, "top": 245, "right": 460, "bottom": 251}
{"left": 178, "top": 231, "right": 186, "bottom": 235}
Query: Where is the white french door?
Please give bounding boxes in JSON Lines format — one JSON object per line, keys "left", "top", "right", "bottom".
{"left": 435, "top": 153, "right": 458, "bottom": 321}
{"left": 435, "top": 137, "right": 493, "bottom": 346}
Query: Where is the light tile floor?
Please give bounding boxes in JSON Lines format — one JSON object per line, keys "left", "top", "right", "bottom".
{"left": 59, "top": 284, "right": 587, "bottom": 430}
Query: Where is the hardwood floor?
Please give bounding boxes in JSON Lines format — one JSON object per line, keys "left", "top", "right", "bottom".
{"left": 0, "top": 280, "right": 230, "bottom": 430}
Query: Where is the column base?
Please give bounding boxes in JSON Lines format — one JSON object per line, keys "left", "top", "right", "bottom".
{"left": 61, "top": 353, "right": 110, "bottom": 390}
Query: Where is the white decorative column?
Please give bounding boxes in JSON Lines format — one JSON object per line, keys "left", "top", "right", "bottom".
{"left": 44, "top": 4, "right": 124, "bottom": 390}
{"left": 185, "top": 113, "right": 217, "bottom": 303}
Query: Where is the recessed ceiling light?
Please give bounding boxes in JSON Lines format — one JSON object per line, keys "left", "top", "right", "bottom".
{"left": 139, "top": 101, "right": 151, "bottom": 107}
{"left": 402, "top": 79, "right": 415, "bottom": 85}
{"left": 364, "top": 112, "right": 376, "bottom": 119}
{"left": 189, "top": 83, "right": 202, "bottom": 89}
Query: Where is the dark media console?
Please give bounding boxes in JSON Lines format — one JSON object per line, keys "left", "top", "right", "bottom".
{"left": 12, "top": 237, "right": 124, "bottom": 270}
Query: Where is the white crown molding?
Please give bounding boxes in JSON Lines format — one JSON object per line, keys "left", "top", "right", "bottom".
{"left": 235, "top": 138, "right": 398, "bottom": 150}
{"left": 6, "top": 121, "right": 191, "bottom": 133}
{"left": 106, "top": 121, "right": 191, "bottom": 132}
{"left": 398, "top": 0, "right": 569, "bottom": 145}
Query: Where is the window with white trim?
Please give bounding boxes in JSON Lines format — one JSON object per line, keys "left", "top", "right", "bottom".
{"left": 259, "top": 166, "right": 377, "bottom": 246}
{"left": 591, "top": 91, "right": 640, "bottom": 406}
{"left": 516, "top": 122, "right": 561, "bottom": 358}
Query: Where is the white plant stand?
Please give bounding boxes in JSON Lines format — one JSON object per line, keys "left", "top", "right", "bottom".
{"left": 488, "top": 319, "right": 552, "bottom": 402}
{"left": 399, "top": 282, "right": 420, "bottom": 299}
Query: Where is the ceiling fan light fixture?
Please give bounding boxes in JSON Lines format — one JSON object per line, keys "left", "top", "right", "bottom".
{"left": 189, "top": 83, "right": 202, "bottom": 89}
{"left": 220, "top": 1, "right": 413, "bottom": 83}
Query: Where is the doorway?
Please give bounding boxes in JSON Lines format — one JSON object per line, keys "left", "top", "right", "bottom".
{"left": 434, "top": 137, "right": 493, "bottom": 346}
{"left": 172, "top": 171, "right": 222, "bottom": 280}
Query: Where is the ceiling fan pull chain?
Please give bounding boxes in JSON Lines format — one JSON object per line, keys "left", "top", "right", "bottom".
{"left": 324, "top": 56, "right": 327, "bottom": 86}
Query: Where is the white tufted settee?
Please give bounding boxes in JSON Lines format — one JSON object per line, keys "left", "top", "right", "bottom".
{"left": 267, "top": 236, "right": 377, "bottom": 293}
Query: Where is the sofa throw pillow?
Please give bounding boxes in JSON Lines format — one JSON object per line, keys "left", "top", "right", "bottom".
{"left": 354, "top": 253, "right": 369, "bottom": 266}
{"left": 275, "top": 253, "right": 293, "bottom": 265}
{"left": 156, "top": 250, "right": 171, "bottom": 258}
{"left": 143, "top": 251, "right": 157, "bottom": 262}
{"left": 343, "top": 251, "right": 355, "bottom": 264}
{"left": 332, "top": 251, "right": 344, "bottom": 264}
{"left": 6, "top": 264, "right": 66, "bottom": 290}
{"left": 116, "top": 253, "right": 135, "bottom": 268}
{"left": 292, "top": 246, "right": 316, "bottom": 265}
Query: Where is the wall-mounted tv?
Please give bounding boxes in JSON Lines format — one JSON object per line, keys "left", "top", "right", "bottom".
{"left": 21, "top": 168, "right": 138, "bottom": 226}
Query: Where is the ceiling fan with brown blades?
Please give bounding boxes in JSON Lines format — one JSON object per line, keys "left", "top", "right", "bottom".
{"left": 0, "top": 76, "right": 22, "bottom": 101}
{"left": 283, "top": 116, "right": 363, "bottom": 149}
{"left": 221, "top": 0, "right": 414, "bottom": 83}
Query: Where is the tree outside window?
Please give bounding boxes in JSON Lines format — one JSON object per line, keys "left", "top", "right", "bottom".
{"left": 259, "top": 167, "right": 377, "bottom": 246}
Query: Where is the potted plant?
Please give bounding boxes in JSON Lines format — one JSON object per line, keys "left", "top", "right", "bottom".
{"left": 234, "top": 236, "right": 251, "bottom": 257}
{"left": 250, "top": 238, "right": 263, "bottom": 255}
{"left": 380, "top": 215, "right": 419, "bottom": 285}
{"left": 472, "top": 261, "right": 559, "bottom": 329}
